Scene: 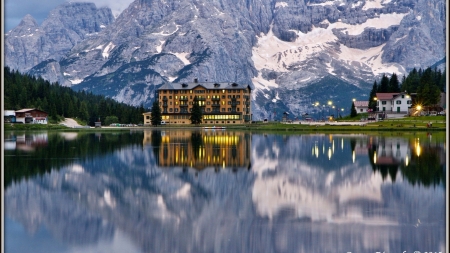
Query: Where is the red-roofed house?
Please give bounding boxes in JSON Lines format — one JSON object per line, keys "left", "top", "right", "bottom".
{"left": 354, "top": 101, "right": 369, "bottom": 114}
{"left": 15, "top": 108, "right": 48, "bottom": 124}
{"left": 375, "top": 92, "right": 412, "bottom": 114}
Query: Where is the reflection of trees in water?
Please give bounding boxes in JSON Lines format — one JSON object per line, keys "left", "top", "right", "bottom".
{"left": 4, "top": 132, "right": 143, "bottom": 187}
{"left": 151, "top": 130, "right": 162, "bottom": 162}
{"left": 368, "top": 143, "right": 444, "bottom": 187}
{"left": 401, "top": 146, "right": 444, "bottom": 187}
{"left": 191, "top": 131, "right": 203, "bottom": 159}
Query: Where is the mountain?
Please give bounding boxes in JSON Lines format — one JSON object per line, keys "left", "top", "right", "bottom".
{"left": 4, "top": 2, "right": 115, "bottom": 86}
{"left": 4, "top": 0, "right": 446, "bottom": 119}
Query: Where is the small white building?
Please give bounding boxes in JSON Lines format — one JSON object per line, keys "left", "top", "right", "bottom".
{"left": 354, "top": 101, "right": 369, "bottom": 114}
{"left": 376, "top": 92, "right": 412, "bottom": 114}
{"left": 4, "top": 110, "right": 16, "bottom": 123}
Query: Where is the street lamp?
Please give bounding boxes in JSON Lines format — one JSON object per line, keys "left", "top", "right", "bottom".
{"left": 322, "top": 105, "right": 325, "bottom": 120}
{"left": 416, "top": 105, "right": 422, "bottom": 116}
{"left": 373, "top": 97, "right": 378, "bottom": 112}
{"left": 328, "top": 101, "right": 332, "bottom": 116}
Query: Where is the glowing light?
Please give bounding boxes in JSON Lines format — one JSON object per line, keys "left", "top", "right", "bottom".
{"left": 328, "top": 147, "right": 332, "bottom": 160}
{"left": 405, "top": 155, "right": 409, "bottom": 166}
{"left": 352, "top": 150, "right": 355, "bottom": 163}
{"left": 374, "top": 151, "right": 377, "bottom": 164}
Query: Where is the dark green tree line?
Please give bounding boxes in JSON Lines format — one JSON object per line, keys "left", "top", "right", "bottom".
{"left": 4, "top": 67, "right": 146, "bottom": 125}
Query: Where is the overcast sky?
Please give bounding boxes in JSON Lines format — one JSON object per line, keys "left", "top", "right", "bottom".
{"left": 4, "top": 0, "right": 134, "bottom": 32}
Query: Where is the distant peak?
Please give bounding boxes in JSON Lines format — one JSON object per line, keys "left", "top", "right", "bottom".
{"left": 19, "top": 14, "right": 38, "bottom": 27}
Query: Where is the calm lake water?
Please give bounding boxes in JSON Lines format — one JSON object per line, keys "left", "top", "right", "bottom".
{"left": 4, "top": 130, "right": 446, "bottom": 253}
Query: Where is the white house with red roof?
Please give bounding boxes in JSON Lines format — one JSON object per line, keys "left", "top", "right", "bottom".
{"left": 353, "top": 101, "right": 369, "bottom": 114}
{"left": 375, "top": 92, "right": 412, "bottom": 114}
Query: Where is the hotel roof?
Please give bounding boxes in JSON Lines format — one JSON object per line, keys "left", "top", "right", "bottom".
{"left": 159, "top": 81, "right": 251, "bottom": 90}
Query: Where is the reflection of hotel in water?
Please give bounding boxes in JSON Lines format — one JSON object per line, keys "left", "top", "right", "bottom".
{"left": 143, "top": 130, "right": 251, "bottom": 170}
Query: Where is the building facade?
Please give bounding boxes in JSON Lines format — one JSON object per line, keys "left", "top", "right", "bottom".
{"left": 354, "top": 101, "right": 369, "bottom": 114}
{"left": 15, "top": 108, "right": 48, "bottom": 124}
{"left": 376, "top": 92, "right": 412, "bottom": 114}
{"left": 156, "top": 80, "right": 252, "bottom": 124}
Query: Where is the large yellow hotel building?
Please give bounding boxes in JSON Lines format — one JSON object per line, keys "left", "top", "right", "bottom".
{"left": 146, "top": 79, "right": 252, "bottom": 125}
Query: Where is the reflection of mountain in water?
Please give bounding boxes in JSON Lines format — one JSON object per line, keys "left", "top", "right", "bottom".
{"left": 5, "top": 132, "right": 446, "bottom": 253}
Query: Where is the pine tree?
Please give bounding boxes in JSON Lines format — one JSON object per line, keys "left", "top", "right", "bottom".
{"left": 388, "top": 73, "right": 400, "bottom": 92}
{"left": 78, "top": 101, "right": 89, "bottom": 121}
{"left": 190, "top": 96, "right": 203, "bottom": 125}
{"left": 351, "top": 102, "right": 357, "bottom": 117}
{"left": 368, "top": 81, "right": 378, "bottom": 111}
{"left": 417, "top": 68, "right": 441, "bottom": 107}
{"left": 378, "top": 74, "right": 389, "bottom": 92}
{"left": 150, "top": 101, "right": 162, "bottom": 125}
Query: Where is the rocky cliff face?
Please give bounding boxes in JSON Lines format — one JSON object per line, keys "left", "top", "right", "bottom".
{"left": 5, "top": 2, "right": 115, "bottom": 85}
{"left": 4, "top": 0, "right": 446, "bottom": 119}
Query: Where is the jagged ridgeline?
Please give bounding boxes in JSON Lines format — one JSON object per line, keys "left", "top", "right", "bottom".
{"left": 4, "top": 67, "right": 146, "bottom": 125}
{"left": 4, "top": 0, "right": 446, "bottom": 119}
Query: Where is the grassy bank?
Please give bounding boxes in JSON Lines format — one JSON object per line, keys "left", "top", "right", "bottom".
{"left": 4, "top": 116, "right": 446, "bottom": 132}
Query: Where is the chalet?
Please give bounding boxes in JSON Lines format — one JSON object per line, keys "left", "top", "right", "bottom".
{"left": 15, "top": 108, "right": 48, "bottom": 124}
{"left": 353, "top": 101, "right": 369, "bottom": 114}
{"left": 375, "top": 92, "right": 412, "bottom": 114}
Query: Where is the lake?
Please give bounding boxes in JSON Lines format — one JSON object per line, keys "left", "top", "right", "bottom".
{"left": 4, "top": 130, "right": 446, "bottom": 253}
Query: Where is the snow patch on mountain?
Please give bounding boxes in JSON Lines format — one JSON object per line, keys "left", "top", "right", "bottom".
{"left": 102, "top": 42, "right": 115, "bottom": 58}
{"left": 340, "top": 12, "right": 407, "bottom": 35}
{"left": 252, "top": 12, "right": 407, "bottom": 83}
{"left": 252, "top": 73, "right": 278, "bottom": 91}
{"left": 172, "top": 52, "right": 191, "bottom": 65}
{"left": 309, "top": 0, "right": 343, "bottom": 7}
{"left": 338, "top": 44, "right": 404, "bottom": 75}
{"left": 275, "top": 2, "right": 288, "bottom": 8}
{"left": 362, "top": 0, "right": 384, "bottom": 10}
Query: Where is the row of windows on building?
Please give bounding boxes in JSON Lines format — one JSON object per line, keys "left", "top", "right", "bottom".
{"left": 161, "top": 100, "right": 244, "bottom": 106}
{"left": 163, "top": 107, "right": 248, "bottom": 113}
{"left": 161, "top": 95, "right": 247, "bottom": 100}
{"left": 161, "top": 115, "right": 242, "bottom": 120}
{"left": 160, "top": 89, "right": 249, "bottom": 94}
{"left": 379, "top": 100, "right": 412, "bottom": 105}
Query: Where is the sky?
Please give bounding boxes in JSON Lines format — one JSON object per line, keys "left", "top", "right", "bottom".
{"left": 3, "top": 0, "right": 134, "bottom": 32}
